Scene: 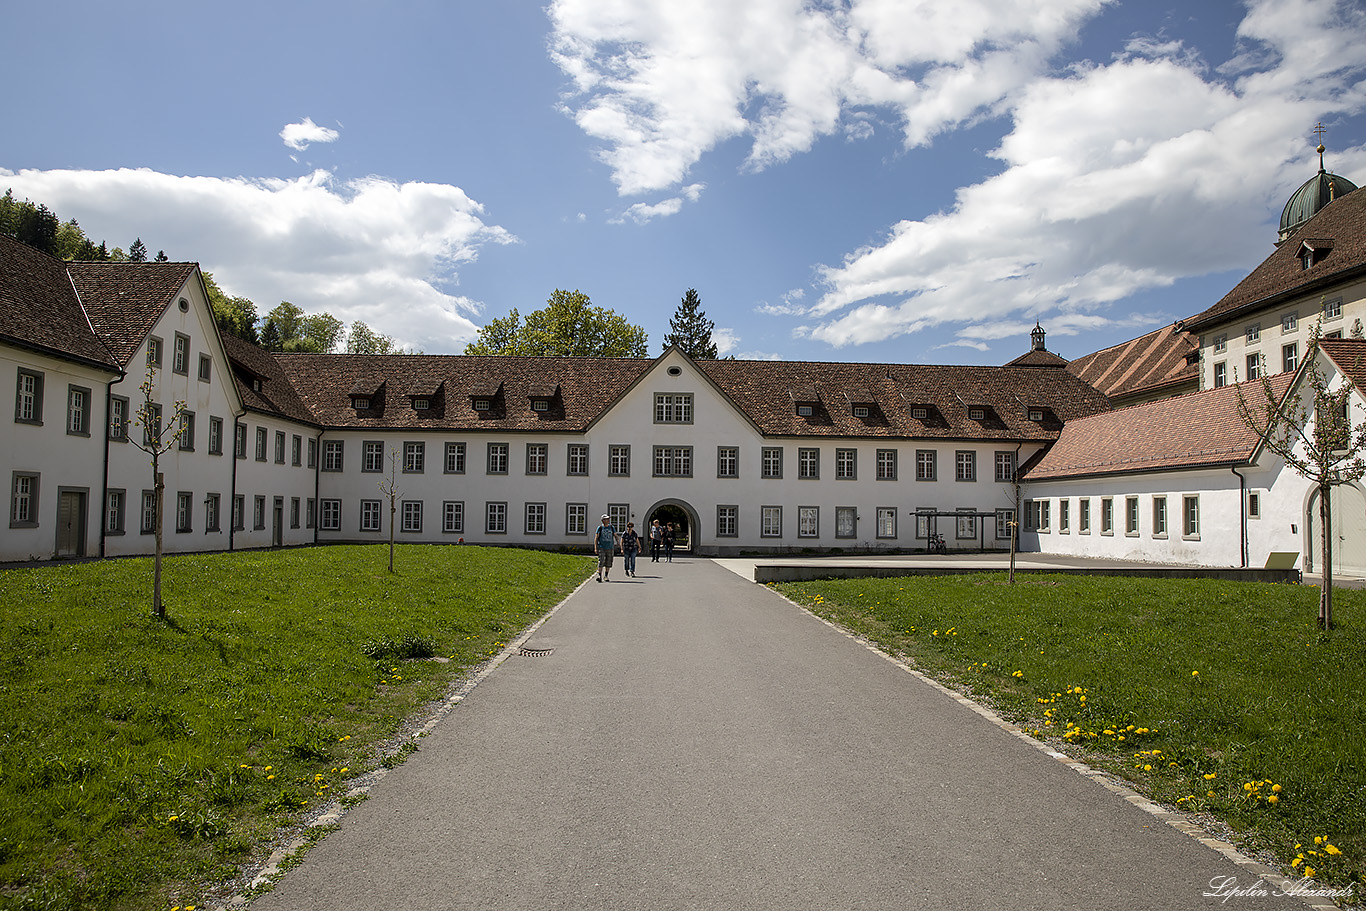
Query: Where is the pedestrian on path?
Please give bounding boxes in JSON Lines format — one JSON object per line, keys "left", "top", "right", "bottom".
{"left": 649, "top": 518, "right": 662, "bottom": 562}
{"left": 621, "top": 522, "right": 641, "bottom": 577}
{"left": 663, "top": 522, "right": 676, "bottom": 562}
{"left": 594, "top": 514, "right": 619, "bottom": 582}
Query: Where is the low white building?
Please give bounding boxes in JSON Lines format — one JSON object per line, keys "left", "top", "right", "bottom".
{"left": 1022, "top": 340, "right": 1366, "bottom": 576}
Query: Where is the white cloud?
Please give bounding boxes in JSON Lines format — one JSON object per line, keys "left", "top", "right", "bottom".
{"left": 549, "top": 0, "right": 1105, "bottom": 195}
{"left": 712, "top": 326, "right": 739, "bottom": 355}
{"left": 754, "top": 287, "right": 807, "bottom": 316}
{"left": 280, "top": 117, "right": 340, "bottom": 152}
{"left": 807, "top": 0, "right": 1366, "bottom": 347}
{"left": 609, "top": 183, "right": 705, "bottom": 223}
{"left": 0, "top": 166, "right": 517, "bottom": 352}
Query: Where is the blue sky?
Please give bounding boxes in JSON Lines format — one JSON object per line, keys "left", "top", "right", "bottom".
{"left": 5, "top": 0, "right": 1366, "bottom": 364}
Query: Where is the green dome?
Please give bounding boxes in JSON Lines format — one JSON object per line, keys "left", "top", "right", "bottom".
{"left": 1280, "top": 168, "right": 1358, "bottom": 241}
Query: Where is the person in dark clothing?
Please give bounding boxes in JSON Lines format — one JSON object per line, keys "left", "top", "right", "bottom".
{"left": 621, "top": 522, "right": 641, "bottom": 577}
{"left": 649, "top": 518, "right": 663, "bottom": 562}
{"left": 663, "top": 522, "right": 676, "bottom": 562}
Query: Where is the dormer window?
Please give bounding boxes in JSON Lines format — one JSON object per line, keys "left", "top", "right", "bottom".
{"left": 473, "top": 399, "right": 491, "bottom": 412}
{"left": 531, "top": 400, "right": 550, "bottom": 412}
{"left": 1028, "top": 409, "right": 1044, "bottom": 422}
{"left": 797, "top": 404, "right": 814, "bottom": 417}
{"left": 413, "top": 398, "right": 430, "bottom": 411}
{"left": 969, "top": 407, "right": 985, "bottom": 421}
{"left": 252, "top": 378, "right": 263, "bottom": 393}
{"left": 1302, "top": 248, "right": 1315, "bottom": 270}
{"left": 911, "top": 407, "right": 928, "bottom": 420}
{"left": 354, "top": 397, "right": 370, "bottom": 410}
{"left": 852, "top": 405, "right": 870, "bottom": 418}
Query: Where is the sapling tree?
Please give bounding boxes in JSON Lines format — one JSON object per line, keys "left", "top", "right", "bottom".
{"left": 378, "top": 448, "right": 402, "bottom": 573}
{"left": 1236, "top": 325, "right": 1366, "bottom": 629}
{"left": 127, "top": 363, "right": 188, "bottom": 618}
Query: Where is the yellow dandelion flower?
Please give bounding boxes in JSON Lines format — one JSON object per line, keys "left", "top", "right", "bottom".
{"left": 1303, "top": 866, "right": 1315, "bottom": 878}
{"left": 1267, "top": 795, "right": 1278, "bottom": 805}
{"left": 1325, "top": 844, "right": 1341, "bottom": 856}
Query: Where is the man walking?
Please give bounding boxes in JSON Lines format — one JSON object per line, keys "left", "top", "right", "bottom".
{"left": 594, "top": 514, "right": 619, "bottom": 582}
{"left": 649, "top": 518, "right": 662, "bottom": 562}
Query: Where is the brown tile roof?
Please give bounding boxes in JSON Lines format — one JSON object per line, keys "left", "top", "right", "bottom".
{"left": 1184, "top": 187, "right": 1366, "bottom": 331}
{"left": 0, "top": 235, "right": 119, "bottom": 370}
{"left": 273, "top": 353, "right": 1111, "bottom": 440}
{"left": 1065, "top": 323, "right": 1199, "bottom": 403}
{"left": 698, "top": 359, "right": 1110, "bottom": 440}
{"left": 1024, "top": 374, "right": 1294, "bottom": 481}
{"left": 275, "top": 354, "right": 649, "bottom": 432}
{"left": 221, "top": 335, "right": 321, "bottom": 427}
{"left": 1005, "top": 347, "right": 1069, "bottom": 367}
{"left": 69, "top": 260, "right": 200, "bottom": 366}
{"left": 1319, "top": 337, "right": 1366, "bottom": 390}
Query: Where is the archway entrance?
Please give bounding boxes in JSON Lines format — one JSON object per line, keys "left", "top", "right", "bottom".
{"left": 643, "top": 499, "right": 700, "bottom": 553}
{"left": 1307, "top": 484, "right": 1366, "bottom": 576}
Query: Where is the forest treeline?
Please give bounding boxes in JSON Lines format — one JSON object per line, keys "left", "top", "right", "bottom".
{"left": 1, "top": 189, "right": 411, "bottom": 354}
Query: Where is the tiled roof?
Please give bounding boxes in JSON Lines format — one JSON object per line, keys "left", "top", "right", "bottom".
{"left": 696, "top": 359, "right": 1110, "bottom": 440}
{"left": 1066, "top": 323, "right": 1198, "bottom": 403}
{"left": 1025, "top": 375, "right": 1294, "bottom": 481}
{"left": 1005, "top": 348, "right": 1069, "bottom": 367}
{"left": 221, "top": 335, "right": 321, "bottom": 427}
{"left": 1320, "top": 337, "right": 1366, "bottom": 390}
{"left": 0, "top": 235, "right": 119, "bottom": 370}
{"left": 276, "top": 354, "right": 648, "bottom": 432}
{"left": 1184, "top": 186, "right": 1366, "bottom": 331}
{"left": 69, "top": 261, "right": 200, "bottom": 366}
{"left": 275, "top": 353, "right": 1111, "bottom": 440}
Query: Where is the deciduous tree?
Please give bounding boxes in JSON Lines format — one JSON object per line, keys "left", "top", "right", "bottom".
{"left": 1236, "top": 326, "right": 1366, "bottom": 629}
{"left": 465, "top": 290, "right": 648, "bottom": 357}
{"left": 128, "top": 364, "right": 188, "bottom": 619}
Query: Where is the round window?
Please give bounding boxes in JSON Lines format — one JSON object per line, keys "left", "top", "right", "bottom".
{"left": 178, "top": 298, "right": 189, "bottom": 312}
{"left": 667, "top": 366, "right": 682, "bottom": 376}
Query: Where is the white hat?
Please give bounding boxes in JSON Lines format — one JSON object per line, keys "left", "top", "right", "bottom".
{"left": 602, "top": 514, "right": 610, "bottom": 520}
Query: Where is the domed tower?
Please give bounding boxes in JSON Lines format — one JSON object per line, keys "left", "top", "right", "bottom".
{"left": 1278, "top": 130, "right": 1358, "bottom": 244}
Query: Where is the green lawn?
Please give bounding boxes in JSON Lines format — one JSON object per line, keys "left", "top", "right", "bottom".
{"left": 0, "top": 545, "right": 593, "bottom": 911}
{"left": 776, "top": 574, "right": 1365, "bottom": 894}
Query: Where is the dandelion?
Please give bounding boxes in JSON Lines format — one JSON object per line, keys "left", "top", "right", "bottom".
{"left": 1325, "top": 844, "right": 1341, "bottom": 856}
{"left": 1267, "top": 795, "right": 1279, "bottom": 805}
{"left": 1204, "top": 773, "right": 1217, "bottom": 780}
{"left": 1271, "top": 783, "right": 1281, "bottom": 793}
{"left": 1191, "top": 670, "right": 1199, "bottom": 677}
{"left": 1303, "top": 866, "right": 1315, "bottom": 878}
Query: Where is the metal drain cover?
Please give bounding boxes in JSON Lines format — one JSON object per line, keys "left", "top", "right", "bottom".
{"left": 519, "top": 645, "right": 554, "bottom": 657}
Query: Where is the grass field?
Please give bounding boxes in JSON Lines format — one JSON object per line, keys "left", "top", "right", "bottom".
{"left": 776, "top": 574, "right": 1365, "bottom": 895}
{"left": 0, "top": 544, "right": 593, "bottom": 911}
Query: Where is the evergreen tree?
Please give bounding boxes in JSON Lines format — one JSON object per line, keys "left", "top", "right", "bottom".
{"left": 127, "top": 238, "right": 148, "bottom": 262}
{"left": 663, "top": 288, "right": 718, "bottom": 358}
{"left": 155, "top": 250, "right": 169, "bottom": 262}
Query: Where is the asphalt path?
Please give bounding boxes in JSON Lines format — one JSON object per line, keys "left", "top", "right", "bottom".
{"left": 251, "top": 558, "right": 1311, "bottom": 911}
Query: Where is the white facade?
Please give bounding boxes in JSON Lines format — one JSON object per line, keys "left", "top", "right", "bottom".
{"left": 308, "top": 351, "right": 1048, "bottom": 554}
{"left": 2, "top": 346, "right": 118, "bottom": 562}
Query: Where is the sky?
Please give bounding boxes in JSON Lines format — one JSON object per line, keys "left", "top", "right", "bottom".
{"left": 5, "top": 0, "right": 1366, "bottom": 365}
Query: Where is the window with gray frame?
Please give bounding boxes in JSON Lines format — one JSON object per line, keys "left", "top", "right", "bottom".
{"left": 798, "top": 505, "right": 819, "bottom": 538}
{"left": 876, "top": 507, "right": 896, "bottom": 538}
{"left": 876, "top": 449, "right": 897, "bottom": 480}
{"left": 404, "top": 441, "right": 425, "bottom": 473}
{"left": 14, "top": 369, "right": 43, "bottom": 425}
{"left": 761, "top": 447, "right": 783, "bottom": 479}
{"left": 106, "top": 489, "right": 126, "bottom": 534}
{"left": 654, "top": 393, "right": 693, "bottom": 423}
{"left": 797, "top": 448, "right": 820, "bottom": 479}
{"left": 835, "top": 506, "right": 857, "bottom": 538}
{"left": 526, "top": 443, "right": 548, "bottom": 475}
{"left": 10, "top": 472, "right": 39, "bottom": 527}
{"left": 445, "top": 442, "right": 466, "bottom": 474}
{"left": 402, "top": 500, "right": 423, "bottom": 533}
{"left": 486, "top": 501, "right": 507, "bottom": 533}
{"left": 566, "top": 503, "right": 587, "bottom": 535}
{"left": 487, "top": 443, "right": 509, "bottom": 474}
{"left": 363, "top": 439, "right": 385, "bottom": 469}
{"left": 653, "top": 446, "right": 692, "bottom": 477}
{"left": 717, "top": 505, "right": 738, "bottom": 537}
{"left": 444, "top": 501, "right": 464, "bottom": 533}
{"left": 110, "top": 396, "right": 129, "bottom": 442}
{"left": 525, "top": 502, "right": 547, "bottom": 534}
{"left": 323, "top": 440, "right": 344, "bottom": 471}
{"left": 717, "top": 446, "right": 739, "bottom": 478}
{"left": 361, "top": 499, "right": 382, "bottom": 532}
{"left": 916, "top": 449, "right": 936, "bottom": 481}
{"left": 761, "top": 505, "right": 782, "bottom": 537}
{"left": 608, "top": 445, "right": 630, "bottom": 476}
{"left": 67, "top": 385, "right": 91, "bottom": 436}
{"left": 835, "top": 448, "right": 857, "bottom": 480}
{"left": 320, "top": 499, "right": 341, "bottom": 530}
{"left": 567, "top": 444, "right": 588, "bottom": 476}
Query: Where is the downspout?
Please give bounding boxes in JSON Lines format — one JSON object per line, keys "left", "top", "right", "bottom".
{"left": 229, "top": 410, "right": 244, "bottom": 551}
{"left": 1231, "top": 464, "right": 1248, "bottom": 568}
{"left": 312, "top": 428, "right": 324, "bottom": 545}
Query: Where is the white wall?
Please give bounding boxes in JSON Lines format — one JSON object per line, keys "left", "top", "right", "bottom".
{"left": 0, "top": 345, "right": 118, "bottom": 562}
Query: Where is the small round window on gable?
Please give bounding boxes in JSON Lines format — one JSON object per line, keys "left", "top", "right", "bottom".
{"left": 667, "top": 366, "right": 682, "bottom": 376}
{"left": 178, "top": 298, "right": 189, "bottom": 312}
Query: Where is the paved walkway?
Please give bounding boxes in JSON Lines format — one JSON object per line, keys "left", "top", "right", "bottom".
{"left": 252, "top": 558, "right": 1315, "bottom": 910}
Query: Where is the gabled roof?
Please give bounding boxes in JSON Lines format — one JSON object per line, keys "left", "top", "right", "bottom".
{"left": 1005, "top": 347, "right": 1068, "bottom": 368}
{"left": 1184, "top": 187, "right": 1366, "bottom": 331}
{"left": 0, "top": 235, "right": 119, "bottom": 371}
{"left": 1319, "top": 337, "right": 1366, "bottom": 390}
{"left": 221, "top": 335, "right": 321, "bottom": 427}
{"left": 1066, "top": 323, "right": 1198, "bottom": 403}
{"left": 1025, "top": 374, "right": 1294, "bottom": 481}
{"left": 272, "top": 352, "right": 1110, "bottom": 440}
{"left": 69, "top": 260, "right": 200, "bottom": 366}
